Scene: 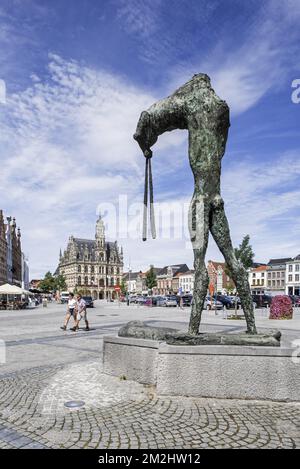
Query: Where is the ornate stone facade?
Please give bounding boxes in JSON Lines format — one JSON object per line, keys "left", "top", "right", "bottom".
{"left": 0, "top": 210, "right": 7, "bottom": 285}
{"left": 57, "top": 216, "right": 123, "bottom": 299}
{"left": 11, "top": 219, "right": 22, "bottom": 286}
{"left": 0, "top": 212, "right": 22, "bottom": 287}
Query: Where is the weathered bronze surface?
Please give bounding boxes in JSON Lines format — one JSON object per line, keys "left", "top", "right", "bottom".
{"left": 118, "top": 320, "right": 179, "bottom": 341}
{"left": 165, "top": 331, "right": 281, "bottom": 347}
{"left": 118, "top": 322, "right": 281, "bottom": 347}
{"left": 134, "top": 74, "right": 257, "bottom": 335}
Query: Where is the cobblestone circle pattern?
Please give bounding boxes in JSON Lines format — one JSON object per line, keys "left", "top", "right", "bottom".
{"left": 0, "top": 362, "right": 299, "bottom": 449}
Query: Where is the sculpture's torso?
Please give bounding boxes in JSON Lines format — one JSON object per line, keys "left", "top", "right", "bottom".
{"left": 187, "top": 89, "right": 230, "bottom": 198}
{"left": 145, "top": 74, "right": 230, "bottom": 199}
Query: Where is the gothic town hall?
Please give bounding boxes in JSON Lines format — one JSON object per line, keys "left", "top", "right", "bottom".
{"left": 57, "top": 216, "right": 123, "bottom": 300}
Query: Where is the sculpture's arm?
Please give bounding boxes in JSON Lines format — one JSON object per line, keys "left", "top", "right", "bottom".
{"left": 133, "top": 111, "right": 156, "bottom": 158}
{"left": 134, "top": 96, "right": 187, "bottom": 157}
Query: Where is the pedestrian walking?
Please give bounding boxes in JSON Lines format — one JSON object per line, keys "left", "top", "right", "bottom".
{"left": 60, "top": 293, "right": 76, "bottom": 330}
{"left": 70, "top": 293, "right": 90, "bottom": 332}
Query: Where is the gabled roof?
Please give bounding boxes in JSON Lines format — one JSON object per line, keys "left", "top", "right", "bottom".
{"left": 268, "top": 258, "right": 292, "bottom": 265}
{"left": 157, "top": 264, "right": 189, "bottom": 277}
{"left": 177, "top": 269, "right": 195, "bottom": 276}
{"left": 122, "top": 271, "right": 142, "bottom": 280}
{"left": 252, "top": 265, "right": 267, "bottom": 272}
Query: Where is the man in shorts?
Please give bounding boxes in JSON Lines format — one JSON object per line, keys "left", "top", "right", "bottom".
{"left": 70, "top": 293, "right": 90, "bottom": 332}
{"left": 60, "top": 292, "right": 76, "bottom": 330}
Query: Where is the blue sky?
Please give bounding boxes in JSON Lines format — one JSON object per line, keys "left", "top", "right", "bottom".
{"left": 0, "top": 0, "right": 300, "bottom": 278}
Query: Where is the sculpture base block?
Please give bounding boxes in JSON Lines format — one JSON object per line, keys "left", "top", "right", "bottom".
{"left": 103, "top": 336, "right": 300, "bottom": 401}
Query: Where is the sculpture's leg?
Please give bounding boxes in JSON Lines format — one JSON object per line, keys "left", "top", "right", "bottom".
{"left": 188, "top": 194, "right": 210, "bottom": 335}
{"left": 209, "top": 196, "right": 257, "bottom": 334}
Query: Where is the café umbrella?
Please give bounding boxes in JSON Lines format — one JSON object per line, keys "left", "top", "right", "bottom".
{"left": 0, "top": 283, "right": 30, "bottom": 306}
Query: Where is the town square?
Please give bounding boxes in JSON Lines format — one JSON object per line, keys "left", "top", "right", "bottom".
{"left": 0, "top": 0, "right": 300, "bottom": 461}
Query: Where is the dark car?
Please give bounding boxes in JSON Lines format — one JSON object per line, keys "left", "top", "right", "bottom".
{"left": 252, "top": 294, "right": 273, "bottom": 308}
{"left": 289, "top": 295, "right": 300, "bottom": 306}
{"left": 82, "top": 296, "right": 94, "bottom": 308}
{"left": 213, "top": 294, "right": 238, "bottom": 309}
{"left": 180, "top": 295, "right": 193, "bottom": 306}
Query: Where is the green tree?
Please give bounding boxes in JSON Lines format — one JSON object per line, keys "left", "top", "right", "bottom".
{"left": 145, "top": 265, "right": 157, "bottom": 292}
{"left": 55, "top": 274, "right": 67, "bottom": 292}
{"left": 120, "top": 278, "right": 127, "bottom": 295}
{"left": 39, "top": 271, "right": 56, "bottom": 292}
{"left": 234, "top": 235, "right": 255, "bottom": 269}
{"left": 224, "top": 235, "right": 255, "bottom": 281}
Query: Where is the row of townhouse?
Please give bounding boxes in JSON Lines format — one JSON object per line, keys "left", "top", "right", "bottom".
{"left": 123, "top": 255, "right": 300, "bottom": 297}
{"left": 248, "top": 255, "right": 300, "bottom": 296}
{"left": 122, "top": 260, "right": 234, "bottom": 295}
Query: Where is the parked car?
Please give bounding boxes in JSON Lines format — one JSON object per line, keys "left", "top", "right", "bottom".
{"left": 295, "top": 296, "right": 300, "bottom": 307}
{"left": 180, "top": 294, "right": 193, "bottom": 306}
{"left": 128, "top": 295, "right": 137, "bottom": 303}
{"left": 227, "top": 295, "right": 242, "bottom": 308}
{"left": 213, "top": 294, "right": 237, "bottom": 309}
{"left": 252, "top": 294, "right": 273, "bottom": 308}
{"left": 206, "top": 296, "right": 224, "bottom": 310}
{"left": 165, "top": 295, "right": 178, "bottom": 307}
{"left": 156, "top": 296, "right": 167, "bottom": 307}
{"left": 136, "top": 296, "right": 147, "bottom": 305}
{"left": 289, "top": 295, "right": 300, "bottom": 306}
{"left": 151, "top": 296, "right": 163, "bottom": 306}
{"left": 82, "top": 296, "right": 94, "bottom": 308}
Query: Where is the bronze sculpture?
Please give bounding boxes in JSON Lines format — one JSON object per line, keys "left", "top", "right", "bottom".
{"left": 134, "top": 74, "right": 257, "bottom": 336}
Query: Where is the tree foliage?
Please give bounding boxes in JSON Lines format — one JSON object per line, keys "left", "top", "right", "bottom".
{"left": 234, "top": 235, "right": 255, "bottom": 270}
{"left": 39, "top": 271, "right": 67, "bottom": 293}
{"left": 145, "top": 265, "right": 157, "bottom": 291}
{"left": 120, "top": 278, "right": 127, "bottom": 295}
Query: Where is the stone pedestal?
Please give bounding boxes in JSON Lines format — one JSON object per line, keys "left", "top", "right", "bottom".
{"left": 103, "top": 336, "right": 300, "bottom": 401}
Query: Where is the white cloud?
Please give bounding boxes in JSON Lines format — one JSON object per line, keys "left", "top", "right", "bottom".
{"left": 169, "top": 0, "right": 300, "bottom": 115}
{"left": 134, "top": 150, "right": 300, "bottom": 271}
{"left": 0, "top": 54, "right": 160, "bottom": 277}
{"left": 2, "top": 53, "right": 299, "bottom": 277}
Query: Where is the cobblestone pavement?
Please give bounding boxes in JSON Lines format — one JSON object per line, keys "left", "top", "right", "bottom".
{"left": 0, "top": 360, "right": 299, "bottom": 449}
{"left": 0, "top": 302, "right": 299, "bottom": 449}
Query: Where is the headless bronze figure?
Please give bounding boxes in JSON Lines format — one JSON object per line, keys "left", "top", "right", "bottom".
{"left": 134, "top": 74, "right": 257, "bottom": 335}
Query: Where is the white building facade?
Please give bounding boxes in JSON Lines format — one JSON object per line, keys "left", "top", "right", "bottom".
{"left": 266, "top": 258, "right": 290, "bottom": 296}
{"left": 286, "top": 255, "right": 300, "bottom": 296}
{"left": 248, "top": 265, "right": 267, "bottom": 295}
{"left": 178, "top": 270, "right": 195, "bottom": 294}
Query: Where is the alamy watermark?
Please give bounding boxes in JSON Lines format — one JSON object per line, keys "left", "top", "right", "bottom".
{"left": 0, "top": 79, "right": 6, "bottom": 104}
{"left": 96, "top": 195, "right": 208, "bottom": 249}
{"left": 291, "top": 79, "right": 300, "bottom": 104}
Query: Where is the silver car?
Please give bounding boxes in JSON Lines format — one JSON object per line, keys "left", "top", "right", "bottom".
{"left": 206, "top": 297, "right": 224, "bottom": 310}
{"left": 165, "top": 296, "right": 178, "bottom": 307}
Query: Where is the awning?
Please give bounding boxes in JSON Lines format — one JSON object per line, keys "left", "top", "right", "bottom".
{"left": 0, "top": 283, "right": 30, "bottom": 295}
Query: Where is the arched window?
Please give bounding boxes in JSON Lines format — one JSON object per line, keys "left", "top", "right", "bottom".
{"left": 110, "top": 278, "right": 114, "bottom": 286}
{"left": 78, "top": 265, "right": 81, "bottom": 273}
{"left": 84, "top": 265, "right": 88, "bottom": 273}
{"left": 99, "top": 278, "right": 104, "bottom": 287}
{"left": 116, "top": 267, "right": 120, "bottom": 275}
{"left": 91, "top": 266, "right": 94, "bottom": 274}
{"left": 84, "top": 276, "right": 88, "bottom": 285}
{"left": 78, "top": 276, "right": 81, "bottom": 286}
{"left": 100, "top": 253, "right": 104, "bottom": 261}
